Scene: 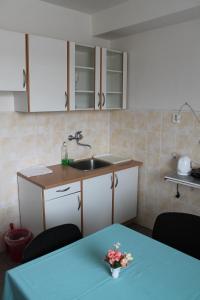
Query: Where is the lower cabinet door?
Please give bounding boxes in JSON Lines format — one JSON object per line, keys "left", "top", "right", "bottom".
{"left": 83, "top": 173, "right": 113, "bottom": 236}
{"left": 114, "top": 167, "right": 138, "bottom": 223}
{"left": 45, "top": 192, "right": 81, "bottom": 230}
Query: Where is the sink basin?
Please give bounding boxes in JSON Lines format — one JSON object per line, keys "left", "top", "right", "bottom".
{"left": 69, "top": 158, "right": 111, "bottom": 171}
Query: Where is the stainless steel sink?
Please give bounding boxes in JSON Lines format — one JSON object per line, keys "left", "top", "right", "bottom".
{"left": 69, "top": 158, "right": 111, "bottom": 171}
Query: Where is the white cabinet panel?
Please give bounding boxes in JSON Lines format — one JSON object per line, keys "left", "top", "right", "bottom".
{"left": 44, "top": 181, "right": 80, "bottom": 200}
{"left": 18, "top": 177, "right": 44, "bottom": 237}
{"left": 45, "top": 192, "right": 81, "bottom": 230}
{"left": 18, "top": 176, "right": 81, "bottom": 235}
{"left": 0, "top": 29, "right": 25, "bottom": 91}
{"left": 83, "top": 173, "right": 112, "bottom": 236}
{"left": 114, "top": 167, "right": 138, "bottom": 223}
{"left": 28, "top": 35, "right": 67, "bottom": 112}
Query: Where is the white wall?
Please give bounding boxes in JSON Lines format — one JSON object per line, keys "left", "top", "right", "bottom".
{"left": 0, "top": 0, "right": 108, "bottom": 46}
{"left": 111, "top": 18, "right": 200, "bottom": 111}
{"left": 93, "top": 0, "right": 200, "bottom": 36}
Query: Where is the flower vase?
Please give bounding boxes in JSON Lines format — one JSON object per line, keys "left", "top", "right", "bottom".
{"left": 110, "top": 267, "right": 121, "bottom": 279}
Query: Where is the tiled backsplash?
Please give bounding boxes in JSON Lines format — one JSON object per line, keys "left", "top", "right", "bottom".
{"left": 1, "top": 109, "right": 200, "bottom": 251}
{"left": 110, "top": 110, "right": 200, "bottom": 229}
{"left": 0, "top": 111, "right": 110, "bottom": 250}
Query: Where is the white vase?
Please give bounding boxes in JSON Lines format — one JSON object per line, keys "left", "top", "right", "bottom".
{"left": 110, "top": 267, "right": 121, "bottom": 279}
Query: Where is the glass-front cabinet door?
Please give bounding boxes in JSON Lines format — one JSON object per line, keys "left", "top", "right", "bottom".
{"left": 68, "top": 42, "right": 100, "bottom": 110}
{"left": 101, "top": 49, "right": 127, "bottom": 110}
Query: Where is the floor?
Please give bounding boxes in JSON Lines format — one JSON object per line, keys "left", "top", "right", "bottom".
{"left": 0, "top": 223, "right": 152, "bottom": 296}
{"left": 128, "top": 223, "right": 152, "bottom": 237}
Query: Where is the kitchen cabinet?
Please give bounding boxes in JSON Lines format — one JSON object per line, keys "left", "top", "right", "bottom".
{"left": 0, "top": 28, "right": 127, "bottom": 111}
{"left": 0, "top": 29, "right": 25, "bottom": 91}
{"left": 68, "top": 42, "right": 100, "bottom": 110}
{"left": 14, "top": 34, "right": 68, "bottom": 112}
{"left": 17, "top": 161, "right": 140, "bottom": 238}
{"left": 18, "top": 177, "right": 81, "bottom": 236}
{"left": 68, "top": 42, "right": 127, "bottom": 111}
{"left": 45, "top": 192, "right": 81, "bottom": 229}
{"left": 113, "top": 167, "right": 138, "bottom": 223}
{"left": 101, "top": 49, "right": 127, "bottom": 110}
{"left": 82, "top": 173, "right": 113, "bottom": 236}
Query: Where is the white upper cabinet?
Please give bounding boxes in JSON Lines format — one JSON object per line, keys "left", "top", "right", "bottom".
{"left": 0, "top": 29, "right": 25, "bottom": 91}
{"left": 68, "top": 42, "right": 100, "bottom": 111}
{"left": 101, "top": 49, "right": 127, "bottom": 110}
{"left": 68, "top": 43, "right": 127, "bottom": 111}
{"left": 28, "top": 35, "right": 67, "bottom": 112}
{"left": 15, "top": 34, "right": 68, "bottom": 112}
{"left": 1, "top": 28, "right": 127, "bottom": 112}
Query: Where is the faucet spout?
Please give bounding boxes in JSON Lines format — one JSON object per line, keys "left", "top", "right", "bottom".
{"left": 77, "top": 141, "right": 92, "bottom": 148}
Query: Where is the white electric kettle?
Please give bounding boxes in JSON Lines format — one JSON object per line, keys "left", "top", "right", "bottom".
{"left": 177, "top": 155, "right": 191, "bottom": 176}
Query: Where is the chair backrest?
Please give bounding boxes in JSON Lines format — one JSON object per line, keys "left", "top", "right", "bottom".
{"left": 22, "top": 224, "right": 82, "bottom": 263}
{"left": 152, "top": 212, "right": 200, "bottom": 260}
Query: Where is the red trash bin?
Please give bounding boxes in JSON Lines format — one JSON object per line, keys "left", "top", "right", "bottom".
{"left": 4, "top": 223, "right": 33, "bottom": 263}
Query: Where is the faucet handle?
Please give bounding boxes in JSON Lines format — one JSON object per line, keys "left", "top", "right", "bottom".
{"left": 68, "top": 134, "right": 74, "bottom": 141}
{"left": 76, "top": 131, "right": 83, "bottom": 140}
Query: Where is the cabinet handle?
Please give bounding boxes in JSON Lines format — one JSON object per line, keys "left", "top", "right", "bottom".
{"left": 77, "top": 194, "right": 81, "bottom": 210}
{"left": 56, "top": 187, "right": 70, "bottom": 192}
{"left": 23, "top": 69, "right": 26, "bottom": 88}
{"left": 115, "top": 174, "right": 118, "bottom": 188}
{"left": 102, "top": 93, "right": 105, "bottom": 107}
{"left": 65, "top": 92, "right": 68, "bottom": 109}
{"left": 110, "top": 175, "right": 114, "bottom": 189}
{"left": 98, "top": 92, "right": 101, "bottom": 108}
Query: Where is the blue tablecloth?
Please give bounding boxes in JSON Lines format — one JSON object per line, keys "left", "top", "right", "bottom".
{"left": 2, "top": 224, "right": 200, "bottom": 300}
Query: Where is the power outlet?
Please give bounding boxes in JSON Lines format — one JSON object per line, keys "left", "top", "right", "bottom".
{"left": 172, "top": 112, "right": 181, "bottom": 123}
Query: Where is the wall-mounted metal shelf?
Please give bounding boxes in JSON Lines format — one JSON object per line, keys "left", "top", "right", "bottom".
{"left": 164, "top": 173, "right": 200, "bottom": 189}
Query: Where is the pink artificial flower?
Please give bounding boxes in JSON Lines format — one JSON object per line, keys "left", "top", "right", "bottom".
{"left": 105, "top": 242, "right": 133, "bottom": 268}
{"left": 107, "top": 250, "right": 122, "bottom": 262}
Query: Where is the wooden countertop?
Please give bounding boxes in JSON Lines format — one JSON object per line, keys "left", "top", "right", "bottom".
{"left": 17, "top": 160, "right": 143, "bottom": 189}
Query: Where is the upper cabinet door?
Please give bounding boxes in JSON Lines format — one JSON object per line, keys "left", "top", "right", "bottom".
{"left": 28, "top": 35, "right": 67, "bottom": 112}
{"left": 68, "top": 42, "right": 100, "bottom": 111}
{"left": 101, "top": 49, "right": 127, "bottom": 110}
{"left": 0, "top": 29, "right": 25, "bottom": 91}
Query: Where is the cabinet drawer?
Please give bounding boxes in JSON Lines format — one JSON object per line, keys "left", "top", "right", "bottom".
{"left": 44, "top": 181, "right": 81, "bottom": 200}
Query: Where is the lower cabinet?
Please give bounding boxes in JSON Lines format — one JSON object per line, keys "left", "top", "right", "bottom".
{"left": 45, "top": 192, "right": 81, "bottom": 230}
{"left": 18, "top": 166, "right": 139, "bottom": 238}
{"left": 114, "top": 167, "right": 138, "bottom": 223}
{"left": 82, "top": 173, "right": 113, "bottom": 236}
{"left": 18, "top": 177, "right": 81, "bottom": 236}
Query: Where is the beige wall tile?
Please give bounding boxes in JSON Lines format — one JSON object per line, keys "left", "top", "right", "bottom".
{"left": 1, "top": 107, "right": 200, "bottom": 252}
{"left": 0, "top": 111, "right": 110, "bottom": 251}
{"left": 146, "top": 131, "right": 161, "bottom": 154}
{"left": 133, "top": 111, "right": 147, "bottom": 131}
{"left": 110, "top": 109, "right": 200, "bottom": 230}
{"left": 176, "top": 112, "right": 194, "bottom": 132}
{"left": 146, "top": 111, "right": 162, "bottom": 132}
{"left": 161, "top": 130, "right": 176, "bottom": 156}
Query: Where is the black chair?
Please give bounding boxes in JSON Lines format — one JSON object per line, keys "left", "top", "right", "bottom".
{"left": 152, "top": 212, "right": 200, "bottom": 260}
{"left": 22, "top": 224, "right": 82, "bottom": 263}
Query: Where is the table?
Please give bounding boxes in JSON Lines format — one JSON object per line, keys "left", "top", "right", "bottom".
{"left": 2, "top": 224, "right": 200, "bottom": 300}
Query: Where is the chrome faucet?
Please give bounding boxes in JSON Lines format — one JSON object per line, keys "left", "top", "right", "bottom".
{"left": 68, "top": 131, "right": 92, "bottom": 148}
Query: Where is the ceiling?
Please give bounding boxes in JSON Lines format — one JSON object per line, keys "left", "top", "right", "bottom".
{"left": 41, "top": 0, "right": 128, "bottom": 14}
